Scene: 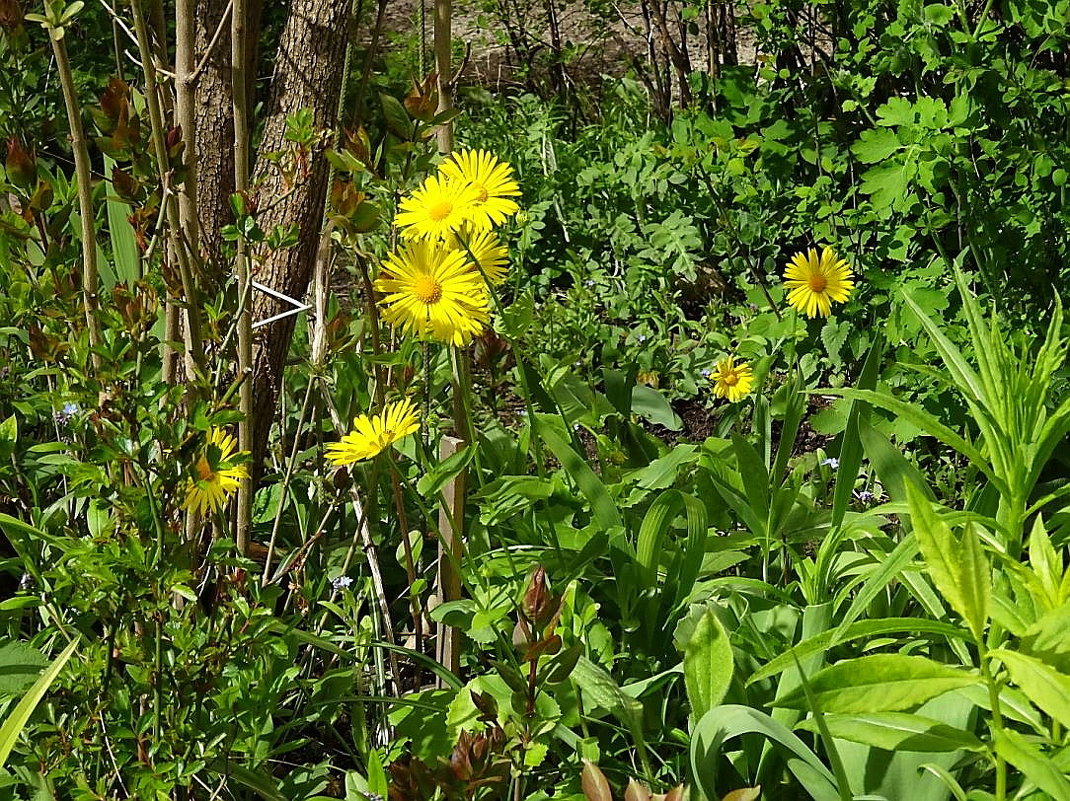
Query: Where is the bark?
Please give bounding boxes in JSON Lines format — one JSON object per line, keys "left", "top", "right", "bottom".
{"left": 248, "top": 0, "right": 351, "bottom": 465}
{"left": 193, "top": 0, "right": 235, "bottom": 271}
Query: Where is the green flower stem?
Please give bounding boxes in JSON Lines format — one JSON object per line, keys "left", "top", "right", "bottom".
{"left": 47, "top": 23, "right": 103, "bottom": 373}
{"left": 980, "top": 647, "right": 1008, "bottom": 800}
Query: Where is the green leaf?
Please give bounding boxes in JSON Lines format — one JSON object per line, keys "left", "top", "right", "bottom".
{"left": 906, "top": 484, "right": 990, "bottom": 639}
{"left": 749, "top": 617, "right": 969, "bottom": 685}
{"left": 416, "top": 444, "right": 475, "bottom": 498}
{"left": 631, "top": 385, "right": 681, "bottom": 430}
{"left": 994, "top": 728, "right": 1070, "bottom": 801}
{"left": 379, "top": 93, "right": 413, "bottom": 140}
{"left": 683, "top": 610, "right": 733, "bottom": 722}
{"left": 923, "top": 4, "right": 955, "bottom": 24}
{"left": 0, "top": 642, "right": 50, "bottom": 696}
{"left": 691, "top": 705, "right": 840, "bottom": 801}
{"left": 104, "top": 155, "right": 139, "bottom": 286}
{"left": 852, "top": 129, "right": 902, "bottom": 163}
{"left": 858, "top": 421, "right": 933, "bottom": 504}
{"left": 796, "top": 712, "right": 984, "bottom": 753}
{"left": 772, "top": 655, "right": 979, "bottom": 714}
{"left": 990, "top": 649, "right": 1070, "bottom": 729}
{"left": 536, "top": 417, "right": 623, "bottom": 533}
{"left": 571, "top": 657, "right": 644, "bottom": 749}
{"left": 0, "top": 639, "right": 78, "bottom": 767}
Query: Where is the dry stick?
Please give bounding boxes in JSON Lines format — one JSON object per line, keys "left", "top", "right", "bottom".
{"left": 232, "top": 0, "right": 254, "bottom": 556}
{"left": 129, "top": 0, "right": 204, "bottom": 376}
{"left": 49, "top": 28, "right": 103, "bottom": 372}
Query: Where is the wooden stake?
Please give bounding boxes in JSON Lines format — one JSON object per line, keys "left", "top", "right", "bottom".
{"left": 435, "top": 435, "right": 464, "bottom": 681}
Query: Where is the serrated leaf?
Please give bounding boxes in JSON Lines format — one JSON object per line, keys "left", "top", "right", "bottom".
{"left": 772, "top": 654, "right": 978, "bottom": 713}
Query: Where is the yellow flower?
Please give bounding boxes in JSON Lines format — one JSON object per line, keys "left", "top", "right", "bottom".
{"left": 783, "top": 247, "right": 855, "bottom": 318}
{"left": 374, "top": 240, "right": 490, "bottom": 345}
{"left": 395, "top": 174, "right": 480, "bottom": 240}
{"left": 454, "top": 226, "right": 509, "bottom": 285}
{"left": 325, "top": 398, "right": 420, "bottom": 466}
{"left": 438, "top": 149, "right": 520, "bottom": 229}
{"left": 183, "top": 428, "right": 249, "bottom": 516}
{"left": 710, "top": 357, "right": 754, "bottom": 403}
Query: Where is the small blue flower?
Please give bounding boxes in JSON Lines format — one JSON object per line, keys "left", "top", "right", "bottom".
{"left": 55, "top": 402, "right": 81, "bottom": 427}
{"left": 700, "top": 368, "right": 712, "bottom": 378}
{"left": 331, "top": 576, "right": 354, "bottom": 590}
{"left": 821, "top": 457, "right": 839, "bottom": 469}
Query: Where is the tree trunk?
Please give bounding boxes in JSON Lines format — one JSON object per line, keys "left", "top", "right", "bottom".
{"left": 194, "top": 0, "right": 235, "bottom": 272}
{"left": 247, "top": 0, "right": 351, "bottom": 466}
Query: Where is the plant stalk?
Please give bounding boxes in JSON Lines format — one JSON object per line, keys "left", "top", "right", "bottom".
{"left": 49, "top": 30, "right": 104, "bottom": 372}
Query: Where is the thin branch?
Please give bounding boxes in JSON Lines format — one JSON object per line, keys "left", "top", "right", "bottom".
{"left": 191, "top": 0, "right": 234, "bottom": 82}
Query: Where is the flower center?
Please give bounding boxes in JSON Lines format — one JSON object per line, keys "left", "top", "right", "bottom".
{"left": 195, "top": 455, "right": 215, "bottom": 482}
{"left": 412, "top": 275, "right": 443, "bottom": 304}
{"left": 428, "top": 201, "right": 454, "bottom": 221}
{"left": 722, "top": 372, "right": 739, "bottom": 387}
{"left": 808, "top": 274, "right": 828, "bottom": 293}
{"left": 473, "top": 184, "right": 489, "bottom": 203}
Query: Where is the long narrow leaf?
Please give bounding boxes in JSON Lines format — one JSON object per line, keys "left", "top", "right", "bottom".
{"left": 0, "top": 638, "right": 79, "bottom": 766}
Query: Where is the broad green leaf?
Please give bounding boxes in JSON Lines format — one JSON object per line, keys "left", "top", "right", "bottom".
{"left": 852, "top": 128, "right": 902, "bottom": 163}
{"left": 994, "top": 728, "right": 1070, "bottom": 801}
{"left": 0, "top": 639, "right": 78, "bottom": 766}
{"left": 907, "top": 484, "right": 990, "bottom": 639}
{"left": 631, "top": 385, "right": 681, "bottom": 430}
{"left": 749, "top": 617, "right": 969, "bottom": 685}
{"left": 772, "top": 655, "right": 978, "bottom": 714}
{"left": 571, "top": 657, "right": 644, "bottom": 749}
{"left": 636, "top": 491, "right": 679, "bottom": 589}
{"left": 691, "top": 705, "right": 840, "bottom": 801}
{"left": 0, "top": 642, "right": 50, "bottom": 696}
{"left": 683, "top": 610, "right": 733, "bottom": 722}
{"left": 796, "top": 712, "right": 984, "bottom": 753}
{"left": 990, "top": 649, "right": 1070, "bottom": 728}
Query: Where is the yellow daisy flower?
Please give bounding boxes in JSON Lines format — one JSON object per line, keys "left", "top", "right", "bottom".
{"left": 325, "top": 398, "right": 420, "bottom": 466}
{"left": 783, "top": 247, "right": 855, "bottom": 318}
{"left": 438, "top": 149, "right": 521, "bottom": 230}
{"left": 374, "top": 240, "right": 490, "bottom": 346}
{"left": 454, "top": 226, "right": 509, "bottom": 285}
{"left": 183, "top": 428, "right": 249, "bottom": 516}
{"left": 710, "top": 357, "right": 754, "bottom": 403}
{"left": 395, "top": 174, "right": 480, "bottom": 240}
